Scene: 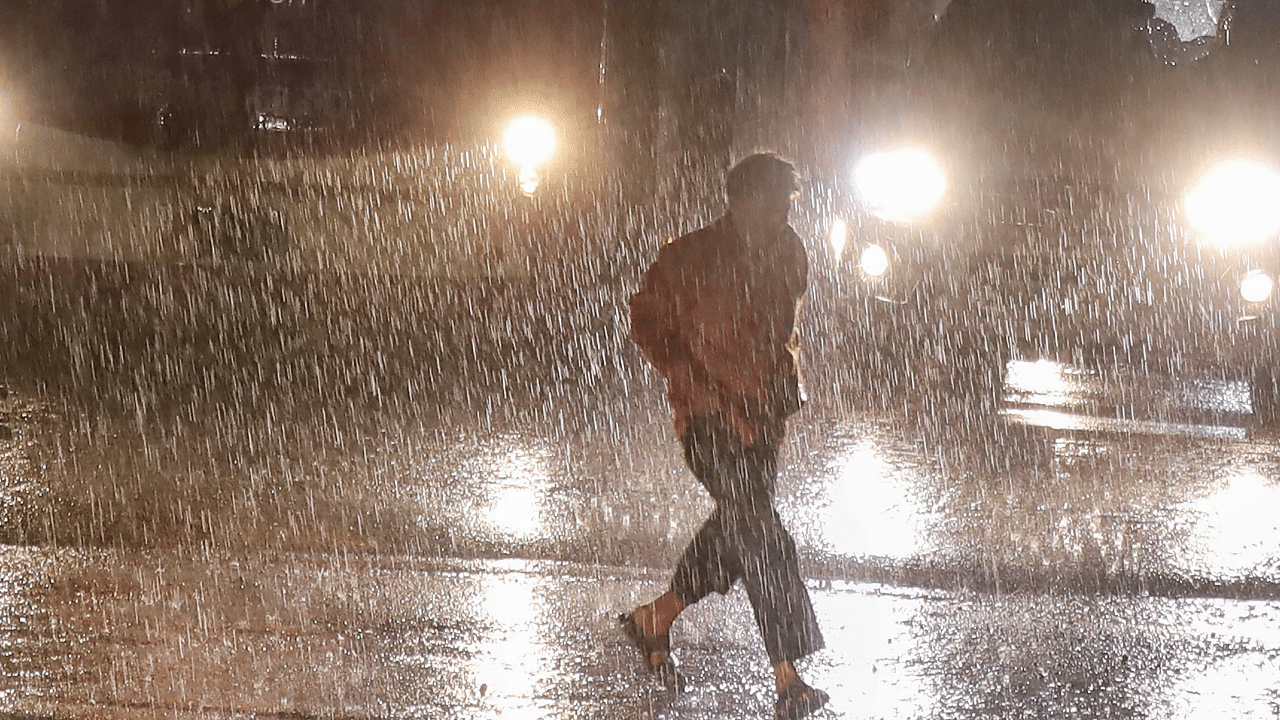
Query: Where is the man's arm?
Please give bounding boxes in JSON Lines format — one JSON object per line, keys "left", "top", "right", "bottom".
{"left": 630, "top": 245, "right": 704, "bottom": 378}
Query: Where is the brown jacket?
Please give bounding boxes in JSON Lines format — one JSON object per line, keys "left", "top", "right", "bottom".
{"left": 629, "top": 215, "right": 809, "bottom": 445}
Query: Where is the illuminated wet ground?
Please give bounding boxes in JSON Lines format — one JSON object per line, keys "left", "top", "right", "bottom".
{"left": 2, "top": 303, "right": 1280, "bottom": 716}
{"left": 2, "top": 554, "right": 1280, "bottom": 718}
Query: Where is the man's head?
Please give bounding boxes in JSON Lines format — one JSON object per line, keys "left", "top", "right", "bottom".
{"left": 726, "top": 153, "right": 800, "bottom": 237}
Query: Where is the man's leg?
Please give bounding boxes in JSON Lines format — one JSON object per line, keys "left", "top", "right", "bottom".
{"left": 632, "top": 416, "right": 741, "bottom": 640}
{"left": 682, "top": 415, "right": 825, "bottom": 664}
{"left": 719, "top": 458, "right": 825, "bottom": 666}
{"left": 628, "top": 519, "right": 732, "bottom": 667}
{"left": 742, "top": 511, "right": 825, "bottom": 662}
{"left": 701, "top": 420, "right": 828, "bottom": 716}
{"left": 670, "top": 415, "right": 747, "bottom": 606}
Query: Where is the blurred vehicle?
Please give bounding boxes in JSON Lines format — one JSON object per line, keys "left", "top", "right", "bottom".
{"left": 822, "top": 0, "right": 1280, "bottom": 423}
{"left": 0, "top": 0, "right": 645, "bottom": 403}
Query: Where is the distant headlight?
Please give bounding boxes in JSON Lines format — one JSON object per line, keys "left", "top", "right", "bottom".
{"left": 1240, "top": 270, "right": 1275, "bottom": 304}
{"left": 855, "top": 148, "right": 946, "bottom": 222}
{"left": 1185, "top": 160, "right": 1280, "bottom": 248}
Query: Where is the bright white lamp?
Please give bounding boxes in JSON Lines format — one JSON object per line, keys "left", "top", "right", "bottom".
{"left": 502, "top": 115, "right": 557, "bottom": 196}
{"left": 503, "top": 115, "right": 556, "bottom": 170}
{"left": 1186, "top": 160, "right": 1280, "bottom": 248}
{"left": 859, "top": 244, "right": 890, "bottom": 278}
{"left": 1240, "top": 270, "right": 1275, "bottom": 304}
{"left": 855, "top": 148, "right": 947, "bottom": 222}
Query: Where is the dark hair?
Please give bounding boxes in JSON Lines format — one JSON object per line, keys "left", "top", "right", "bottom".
{"left": 726, "top": 153, "right": 800, "bottom": 202}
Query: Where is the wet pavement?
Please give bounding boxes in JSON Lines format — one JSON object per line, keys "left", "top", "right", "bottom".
{"left": 3, "top": 276, "right": 1280, "bottom": 718}
{"left": 8, "top": 549, "right": 1280, "bottom": 719}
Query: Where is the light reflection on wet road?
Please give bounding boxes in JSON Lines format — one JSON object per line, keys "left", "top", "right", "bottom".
{"left": 1, "top": 550, "right": 1279, "bottom": 718}
{"left": 3, "top": 337, "right": 1280, "bottom": 715}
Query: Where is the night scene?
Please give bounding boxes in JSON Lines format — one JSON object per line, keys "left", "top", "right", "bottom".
{"left": 2, "top": 1, "right": 1280, "bottom": 718}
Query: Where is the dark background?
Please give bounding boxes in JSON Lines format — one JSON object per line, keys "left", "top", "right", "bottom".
{"left": 0, "top": 0, "right": 618, "bottom": 151}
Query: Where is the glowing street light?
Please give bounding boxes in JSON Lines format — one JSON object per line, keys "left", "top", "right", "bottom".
{"left": 502, "top": 115, "right": 557, "bottom": 195}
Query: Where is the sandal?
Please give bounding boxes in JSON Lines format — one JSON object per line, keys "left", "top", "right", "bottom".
{"left": 617, "top": 612, "right": 682, "bottom": 689}
{"left": 774, "top": 680, "right": 829, "bottom": 720}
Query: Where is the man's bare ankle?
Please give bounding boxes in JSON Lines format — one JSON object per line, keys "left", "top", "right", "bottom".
{"left": 773, "top": 660, "right": 800, "bottom": 696}
{"left": 632, "top": 602, "right": 660, "bottom": 636}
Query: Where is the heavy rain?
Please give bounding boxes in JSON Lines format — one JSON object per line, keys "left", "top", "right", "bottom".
{"left": 1, "top": 0, "right": 1280, "bottom": 718}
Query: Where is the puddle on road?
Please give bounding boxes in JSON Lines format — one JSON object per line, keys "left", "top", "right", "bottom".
{"left": 1002, "top": 358, "right": 1253, "bottom": 438}
{"left": 811, "top": 437, "right": 929, "bottom": 559}
{"left": 1181, "top": 471, "right": 1280, "bottom": 579}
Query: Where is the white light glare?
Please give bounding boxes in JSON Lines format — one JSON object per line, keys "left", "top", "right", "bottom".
{"left": 518, "top": 167, "right": 541, "bottom": 196}
{"left": 1186, "top": 160, "right": 1280, "bottom": 248}
{"left": 859, "top": 244, "right": 890, "bottom": 277}
{"left": 855, "top": 148, "right": 947, "bottom": 222}
{"left": 1004, "top": 359, "right": 1071, "bottom": 401}
{"left": 503, "top": 115, "right": 557, "bottom": 169}
{"left": 828, "top": 218, "right": 848, "bottom": 258}
{"left": 1240, "top": 270, "right": 1274, "bottom": 304}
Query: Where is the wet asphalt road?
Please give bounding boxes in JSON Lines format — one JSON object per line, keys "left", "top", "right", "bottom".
{"left": 2, "top": 275, "right": 1280, "bottom": 718}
